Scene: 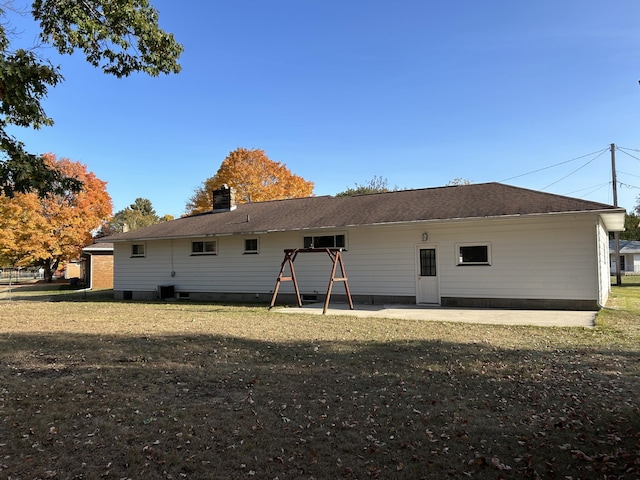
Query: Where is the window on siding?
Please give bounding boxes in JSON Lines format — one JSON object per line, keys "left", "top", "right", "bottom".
{"left": 192, "top": 240, "right": 217, "bottom": 255}
{"left": 131, "top": 243, "right": 145, "bottom": 257}
{"left": 457, "top": 244, "right": 491, "bottom": 265}
{"left": 303, "top": 234, "right": 346, "bottom": 249}
{"left": 244, "top": 238, "right": 259, "bottom": 254}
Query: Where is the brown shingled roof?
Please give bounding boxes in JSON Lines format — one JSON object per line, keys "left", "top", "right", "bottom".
{"left": 102, "top": 183, "right": 623, "bottom": 242}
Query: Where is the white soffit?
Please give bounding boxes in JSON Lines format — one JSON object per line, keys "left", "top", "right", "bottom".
{"left": 600, "top": 211, "right": 626, "bottom": 232}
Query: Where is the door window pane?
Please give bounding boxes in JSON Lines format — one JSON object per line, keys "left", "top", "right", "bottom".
{"left": 420, "top": 249, "right": 436, "bottom": 276}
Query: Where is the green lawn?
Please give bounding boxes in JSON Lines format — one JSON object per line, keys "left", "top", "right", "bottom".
{"left": 0, "top": 279, "right": 638, "bottom": 479}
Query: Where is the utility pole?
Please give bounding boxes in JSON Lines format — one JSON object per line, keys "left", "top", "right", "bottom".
{"left": 611, "top": 143, "right": 622, "bottom": 286}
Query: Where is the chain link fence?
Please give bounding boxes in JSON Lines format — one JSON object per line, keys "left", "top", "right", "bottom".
{"left": 0, "top": 267, "right": 45, "bottom": 283}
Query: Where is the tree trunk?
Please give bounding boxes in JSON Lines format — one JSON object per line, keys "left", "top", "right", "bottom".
{"left": 43, "top": 265, "right": 54, "bottom": 282}
{"left": 43, "top": 258, "right": 59, "bottom": 283}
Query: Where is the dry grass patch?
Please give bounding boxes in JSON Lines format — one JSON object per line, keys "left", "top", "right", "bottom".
{"left": 0, "top": 281, "right": 638, "bottom": 479}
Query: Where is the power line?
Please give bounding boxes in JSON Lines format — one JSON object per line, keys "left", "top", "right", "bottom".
{"left": 498, "top": 147, "right": 609, "bottom": 183}
{"left": 540, "top": 149, "right": 607, "bottom": 191}
{"left": 616, "top": 169, "right": 640, "bottom": 192}
{"left": 564, "top": 181, "right": 611, "bottom": 197}
{"left": 617, "top": 147, "right": 640, "bottom": 163}
{"left": 618, "top": 170, "right": 640, "bottom": 179}
{"left": 495, "top": 145, "right": 638, "bottom": 202}
{"left": 619, "top": 181, "right": 640, "bottom": 191}
{"left": 618, "top": 146, "right": 640, "bottom": 153}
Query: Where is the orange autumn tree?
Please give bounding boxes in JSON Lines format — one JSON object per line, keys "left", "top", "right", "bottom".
{"left": 186, "top": 148, "right": 314, "bottom": 214}
{"left": 0, "top": 153, "right": 112, "bottom": 281}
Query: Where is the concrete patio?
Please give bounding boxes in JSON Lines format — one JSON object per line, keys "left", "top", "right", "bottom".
{"left": 272, "top": 303, "right": 597, "bottom": 327}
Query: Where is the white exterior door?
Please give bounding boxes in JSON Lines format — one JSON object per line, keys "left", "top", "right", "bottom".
{"left": 417, "top": 246, "right": 439, "bottom": 304}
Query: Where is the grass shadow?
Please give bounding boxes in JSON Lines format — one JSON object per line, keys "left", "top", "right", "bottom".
{"left": 0, "top": 329, "right": 638, "bottom": 479}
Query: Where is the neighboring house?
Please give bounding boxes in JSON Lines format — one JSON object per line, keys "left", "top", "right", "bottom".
{"left": 100, "top": 183, "right": 625, "bottom": 310}
{"left": 81, "top": 242, "right": 114, "bottom": 289}
{"left": 610, "top": 240, "right": 640, "bottom": 275}
{"left": 64, "top": 261, "right": 81, "bottom": 280}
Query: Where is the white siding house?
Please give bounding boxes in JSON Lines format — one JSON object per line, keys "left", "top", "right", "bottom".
{"left": 610, "top": 240, "right": 640, "bottom": 275}
{"left": 102, "top": 183, "right": 625, "bottom": 310}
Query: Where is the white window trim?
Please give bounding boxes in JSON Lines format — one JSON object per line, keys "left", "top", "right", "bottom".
{"left": 455, "top": 242, "right": 491, "bottom": 266}
{"left": 301, "top": 233, "right": 347, "bottom": 250}
{"left": 131, "top": 243, "right": 146, "bottom": 258}
{"left": 191, "top": 240, "right": 217, "bottom": 255}
{"left": 243, "top": 237, "right": 259, "bottom": 254}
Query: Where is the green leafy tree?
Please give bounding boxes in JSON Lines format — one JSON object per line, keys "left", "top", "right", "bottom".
{"left": 620, "top": 212, "right": 640, "bottom": 240}
{"left": 336, "top": 176, "right": 397, "bottom": 197}
{"left": 103, "top": 197, "right": 169, "bottom": 234}
{"left": 0, "top": 1, "right": 182, "bottom": 197}
{"left": 620, "top": 195, "right": 640, "bottom": 240}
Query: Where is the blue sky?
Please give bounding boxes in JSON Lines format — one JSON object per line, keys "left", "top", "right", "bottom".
{"left": 7, "top": 0, "right": 640, "bottom": 217}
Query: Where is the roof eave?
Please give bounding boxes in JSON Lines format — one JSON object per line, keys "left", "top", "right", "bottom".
{"left": 99, "top": 207, "right": 626, "bottom": 241}
{"left": 596, "top": 209, "right": 626, "bottom": 232}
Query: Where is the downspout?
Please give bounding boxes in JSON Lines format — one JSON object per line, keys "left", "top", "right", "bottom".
{"left": 596, "top": 240, "right": 611, "bottom": 310}
{"left": 87, "top": 253, "right": 93, "bottom": 290}
{"left": 81, "top": 253, "right": 92, "bottom": 290}
{"left": 595, "top": 219, "right": 611, "bottom": 310}
{"left": 595, "top": 224, "right": 604, "bottom": 310}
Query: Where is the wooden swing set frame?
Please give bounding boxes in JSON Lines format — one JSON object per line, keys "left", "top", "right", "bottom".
{"left": 268, "top": 248, "right": 354, "bottom": 314}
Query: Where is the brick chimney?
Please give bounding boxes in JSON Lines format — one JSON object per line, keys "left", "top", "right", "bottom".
{"left": 212, "top": 184, "right": 237, "bottom": 212}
